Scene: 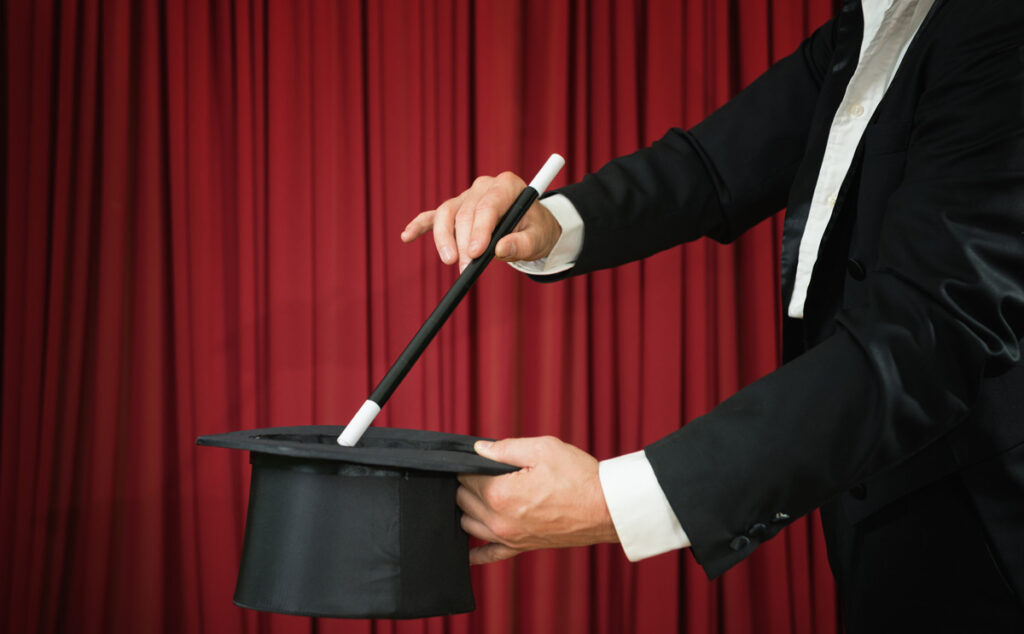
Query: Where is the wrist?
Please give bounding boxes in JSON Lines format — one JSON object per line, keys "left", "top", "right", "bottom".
{"left": 539, "top": 204, "right": 562, "bottom": 259}
{"left": 592, "top": 477, "right": 619, "bottom": 544}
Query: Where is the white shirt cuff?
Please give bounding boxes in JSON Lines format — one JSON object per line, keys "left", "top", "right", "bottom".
{"left": 508, "top": 194, "right": 584, "bottom": 276}
{"left": 599, "top": 450, "right": 691, "bottom": 561}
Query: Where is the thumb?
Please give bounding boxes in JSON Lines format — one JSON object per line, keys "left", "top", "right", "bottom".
{"left": 474, "top": 438, "right": 540, "bottom": 468}
{"left": 495, "top": 231, "right": 537, "bottom": 261}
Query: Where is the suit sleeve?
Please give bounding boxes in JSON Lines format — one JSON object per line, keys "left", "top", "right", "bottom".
{"left": 645, "top": 10, "right": 1024, "bottom": 578}
{"left": 533, "top": 16, "right": 839, "bottom": 281}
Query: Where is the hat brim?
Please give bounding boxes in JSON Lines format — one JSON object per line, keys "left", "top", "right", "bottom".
{"left": 197, "top": 425, "right": 516, "bottom": 475}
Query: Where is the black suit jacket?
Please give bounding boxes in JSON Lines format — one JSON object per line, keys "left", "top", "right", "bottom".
{"left": 543, "top": 0, "right": 1024, "bottom": 593}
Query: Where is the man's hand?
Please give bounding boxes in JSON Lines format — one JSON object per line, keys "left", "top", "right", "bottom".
{"left": 401, "top": 172, "right": 562, "bottom": 273}
{"left": 457, "top": 436, "right": 619, "bottom": 565}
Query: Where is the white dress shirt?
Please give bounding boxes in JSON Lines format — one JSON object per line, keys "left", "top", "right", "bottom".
{"left": 511, "top": 0, "right": 934, "bottom": 561}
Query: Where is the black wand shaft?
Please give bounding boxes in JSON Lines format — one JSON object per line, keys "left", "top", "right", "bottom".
{"left": 369, "top": 186, "right": 540, "bottom": 406}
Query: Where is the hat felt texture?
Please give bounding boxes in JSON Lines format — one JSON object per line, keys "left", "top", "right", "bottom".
{"left": 197, "top": 425, "right": 516, "bottom": 619}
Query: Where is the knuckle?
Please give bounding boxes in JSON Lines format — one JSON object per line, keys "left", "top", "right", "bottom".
{"left": 535, "top": 435, "right": 562, "bottom": 455}
{"left": 489, "top": 519, "right": 508, "bottom": 540}
{"left": 490, "top": 519, "right": 521, "bottom": 545}
{"left": 472, "top": 175, "right": 494, "bottom": 189}
{"left": 436, "top": 201, "right": 455, "bottom": 222}
{"left": 485, "top": 484, "right": 509, "bottom": 511}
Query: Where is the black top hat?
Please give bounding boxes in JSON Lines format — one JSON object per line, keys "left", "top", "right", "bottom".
{"left": 197, "top": 425, "right": 515, "bottom": 619}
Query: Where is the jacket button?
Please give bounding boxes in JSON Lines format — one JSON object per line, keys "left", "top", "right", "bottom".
{"left": 846, "top": 258, "right": 866, "bottom": 281}
{"left": 748, "top": 523, "right": 768, "bottom": 538}
{"left": 730, "top": 535, "right": 751, "bottom": 551}
{"left": 771, "top": 512, "right": 790, "bottom": 524}
{"left": 849, "top": 484, "right": 867, "bottom": 500}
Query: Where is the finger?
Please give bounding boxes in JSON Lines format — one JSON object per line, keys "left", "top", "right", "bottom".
{"left": 468, "top": 182, "right": 516, "bottom": 258}
{"left": 401, "top": 210, "right": 435, "bottom": 242}
{"left": 470, "top": 179, "right": 522, "bottom": 254}
{"left": 457, "top": 473, "right": 489, "bottom": 500}
{"left": 452, "top": 203, "right": 475, "bottom": 272}
{"left": 467, "top": 205, "right": 502, "bottom": 259}
{"left": 454, "top": 207, "right": 475, "bottom": 272}
{"left": 473, "top": 438, "right": 547, "bottom": 468}
{"left": 456, "top": 484, "right": 492, "bottom": 521}
{"left": 432, "top": 201, "right": 458, "bottom": 265}
{"left": 469, "top": 543, "right": 522, "bottom": 565}
{"left": 460, "top": 513, "right": 501, "bottom": 544}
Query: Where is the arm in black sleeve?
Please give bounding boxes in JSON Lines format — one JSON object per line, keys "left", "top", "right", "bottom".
{"left": 645, "top": 10, "right": 1024, "bottom": 578}
{"left": 538, "top": 15, "right": 839, "bottom": 280}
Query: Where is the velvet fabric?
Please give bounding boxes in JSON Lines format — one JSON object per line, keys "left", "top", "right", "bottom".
{"left": 2, "top": 1, "right": 840, "bottom": 632}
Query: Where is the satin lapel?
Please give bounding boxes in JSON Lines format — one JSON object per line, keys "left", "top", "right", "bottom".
{"left": 779, "top": 1, "right": 864, "bottom": 309}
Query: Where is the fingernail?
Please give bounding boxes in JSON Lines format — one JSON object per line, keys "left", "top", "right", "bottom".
{"left": 441, "top": 247, "right": 454, "bottom": 263}
{"left": 501, "top": 243, "right": 515, "bottom": 258}
{"left": 475, "top": 440, "right": 492, "bottom": 453}
{"left": 469, "top": 240, "right": 481, "bottom": 253}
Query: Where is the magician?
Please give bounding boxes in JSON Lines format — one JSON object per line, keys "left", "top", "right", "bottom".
{"left": 401, "top": 0, "right": 1024, "bottom": 630}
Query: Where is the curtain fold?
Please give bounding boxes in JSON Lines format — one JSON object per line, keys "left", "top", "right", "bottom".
{"left": 2, "top": 1, "right": 839, "bottom": 632}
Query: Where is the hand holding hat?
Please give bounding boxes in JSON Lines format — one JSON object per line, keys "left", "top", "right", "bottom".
{"left": 456, "top": 436, "right": 619, "bottom": 565}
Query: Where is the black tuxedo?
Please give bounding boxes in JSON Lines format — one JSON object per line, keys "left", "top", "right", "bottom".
{"left": 544, "top": 0, "right": 1024, "bottom": 630}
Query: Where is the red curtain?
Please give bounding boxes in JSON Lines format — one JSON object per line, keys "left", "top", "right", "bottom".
{"left": 2, "top": 0, "right": 840, "bottom": 632}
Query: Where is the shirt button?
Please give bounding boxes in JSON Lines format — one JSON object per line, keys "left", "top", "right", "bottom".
{"left": 849, "top": 103, "right": 865, "bottom": 118}
{"left": 826, "top": 194, "right": 838, "bottom": 207}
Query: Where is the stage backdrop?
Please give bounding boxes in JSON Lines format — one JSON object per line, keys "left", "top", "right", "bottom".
{"left": 2, "top": 0, "right": 841, "bottom": 632}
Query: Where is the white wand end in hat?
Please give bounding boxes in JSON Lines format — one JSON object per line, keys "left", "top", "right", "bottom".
{"left": 338, "top": 400, "right": 381, "bottom": 446}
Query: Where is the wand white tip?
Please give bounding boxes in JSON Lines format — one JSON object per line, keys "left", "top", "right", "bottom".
{"left": 337, "top": 400, "right": 381, "bottom": 446}
{"left": 528, "top": 153, "right": 566, "bottom": 196}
